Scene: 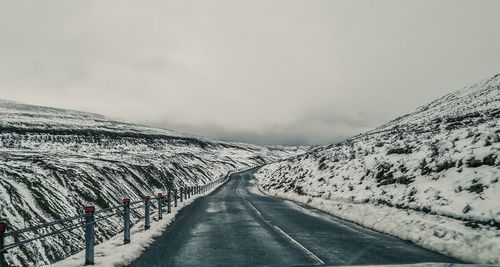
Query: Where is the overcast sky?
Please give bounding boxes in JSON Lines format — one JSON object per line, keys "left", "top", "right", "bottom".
{"left": 1, "top": 0, "right": 499, "bottom": 145}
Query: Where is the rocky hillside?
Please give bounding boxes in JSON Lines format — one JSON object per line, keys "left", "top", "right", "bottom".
{"left": 0, "top": 100, "right": 304, "bottom": 266}
{"left": 256, "top": 75, "right": 499, "bottom": 262}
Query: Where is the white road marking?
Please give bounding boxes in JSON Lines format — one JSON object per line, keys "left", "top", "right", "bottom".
{"left": 246, "top": 201, "right": 263, "bottom": 216}
{"left": 284, "top": 201, "right": 375, "bottom": 238}
{"left": 235, "top": 176, "right": 244, "bottom": 197}
{"left": 235, "top": 174, "right": 325, "bottom": 266}
{"left": 272, "top": 225, "right": 325, "bottom": 265}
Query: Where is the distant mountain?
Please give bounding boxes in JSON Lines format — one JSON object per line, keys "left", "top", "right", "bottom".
{"left": 257, "top": 75, "right": 499, "bottom": 232}
{"left": 0, "top": 100, "right": 304, "bottom": 266}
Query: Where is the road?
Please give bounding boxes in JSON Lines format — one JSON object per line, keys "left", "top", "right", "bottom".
{"left": 128, "top": 169, "right": 460, "bottom": 267}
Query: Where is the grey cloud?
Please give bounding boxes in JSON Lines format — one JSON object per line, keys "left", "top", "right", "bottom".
{"left": 1, "top": 0, "right": 500, "bottom": 145}
{"left": 146, "top": 106, "right": 379, "bottom": 145}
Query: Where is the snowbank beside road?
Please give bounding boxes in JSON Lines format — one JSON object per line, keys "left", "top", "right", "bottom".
{"left": 46, "top": 178, "right": 229, "bottom": 267}
{"left": 254, "top": 75, "right": 500, "bottom": 264}
{"left": 0, "top": 98, "right": 303, "bottom": 266}
{"left": 256, "top": 186, "right": 500, "bottom": 264}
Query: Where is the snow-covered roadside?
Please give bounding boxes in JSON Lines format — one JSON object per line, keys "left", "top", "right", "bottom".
{"left": 256, "top": 186, "right": 500, "bottom": 265}
{"left": 46, "top": 175, "right": 231, "bottom": 267}
{"left": 0, "top": 99, "right": 304, "bottom": 266}
{"left": 252, "top": 76, "right": 500, "bottom": 264}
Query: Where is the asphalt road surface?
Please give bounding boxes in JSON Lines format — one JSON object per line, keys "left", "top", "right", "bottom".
{"left": 128, "top": 169, "right": 460, "bottom": 267}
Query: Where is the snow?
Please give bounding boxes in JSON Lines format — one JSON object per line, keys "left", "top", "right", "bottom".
{"left": 259, "top": 187, "right": 500, "bottom": 264}
{"left": 46, "top": 176, "right": 230, "bottom": 267}
{"left": 2, "top": 74, "right": 498, "bottom": 266}
{"left": 254, "top": 74, "right": 500, "bottom": 264}
{"left": 0, "top": 100, "right": 305, "bottom": 266}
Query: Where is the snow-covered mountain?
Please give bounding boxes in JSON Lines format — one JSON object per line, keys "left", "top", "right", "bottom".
{"left": 0, "top": 100, "right": 304, "bottom": 266}
{"left": 255, "top": 75, "right": 500, "bottom": 263}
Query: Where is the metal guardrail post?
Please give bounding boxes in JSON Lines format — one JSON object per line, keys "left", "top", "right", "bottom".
{"left": 174, "top": 189, "right": 178, "bottom": 207}
{"left": 157, "top": 193, "right": 163, "bottom": 220}
{"left": 144, "top": 196, "right": 151, "bottom": 230}
{"left": 84, "top": 206, "right": 95, "bottom": 266}
{"left": 167, "top": 190, "right": 172, "bottom": 213}
{"left": 0, "top": 177, "right": 242, "bottom": 267}
{"left": 0, "top": 222, "right": 6, "bottom": 267}
{"left": 123, "top": 198, "right": 131, "bottom": 244}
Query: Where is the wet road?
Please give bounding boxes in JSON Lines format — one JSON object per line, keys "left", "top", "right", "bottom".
{"left": 128, "top": 169, "right": 459, "bottom": 267}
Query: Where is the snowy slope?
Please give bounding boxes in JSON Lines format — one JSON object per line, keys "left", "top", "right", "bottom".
{"left": 0, "top": 100, "right": 304, "bottom": 267}
{"left": 255, "top": 75, "right": 500, "bottom": 263}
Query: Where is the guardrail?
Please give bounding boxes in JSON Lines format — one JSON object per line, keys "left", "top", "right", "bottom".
{"left": 0, "top": 167, "right": 256, "bottom": 267}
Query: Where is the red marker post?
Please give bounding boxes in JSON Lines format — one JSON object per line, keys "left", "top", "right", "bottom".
{"left": 83, "top": 206, "right": 95, "bottom": 265}
{"left": 0, "top": 222, "right": 5, "bottom": 251}
{"left": 167, "top": 190, "right": 172, "bottom": 213}
{"left": 173, "top": 189, "right": 178, "bottom": 208}
{"left": 157, "top": 193, "right": 163, "bottom": 220}
{"left": 123, "top": 198, "right": 131, "bottom": 244}
{"left": 0, "top": 222, "right": 6, "bottom": 267}
{"left": 143, "top": 196, "right": 151, "bottom": 230}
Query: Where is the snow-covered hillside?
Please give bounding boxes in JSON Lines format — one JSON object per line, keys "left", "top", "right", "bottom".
{"left": 0, "top": 100, "right": 304, "bottom": 266}
{"left": 255, "top": 75, "right": 500, "bottom": 263}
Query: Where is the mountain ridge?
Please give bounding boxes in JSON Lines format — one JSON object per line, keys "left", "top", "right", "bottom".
{"left": 255, "top": 75, "right": 500, "bottom": 263}
{"left": 0, "top": 100, "right": 304, "bottom": 266}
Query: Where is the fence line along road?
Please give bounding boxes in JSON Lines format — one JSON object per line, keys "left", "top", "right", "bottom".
{"left": 0, "top": 167, "right": 257, "bottom": 267}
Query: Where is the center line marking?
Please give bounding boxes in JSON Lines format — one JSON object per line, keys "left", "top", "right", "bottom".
{"left": 272, "top": 225, "right": 325, "bottom": 265}
{"left": 236, "top": 175, "right": 325, "bottom": 266}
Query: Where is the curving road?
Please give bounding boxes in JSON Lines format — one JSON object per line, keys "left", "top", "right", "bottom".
{"left": 128, "top": 169, "right": 460, "bottom": 267}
